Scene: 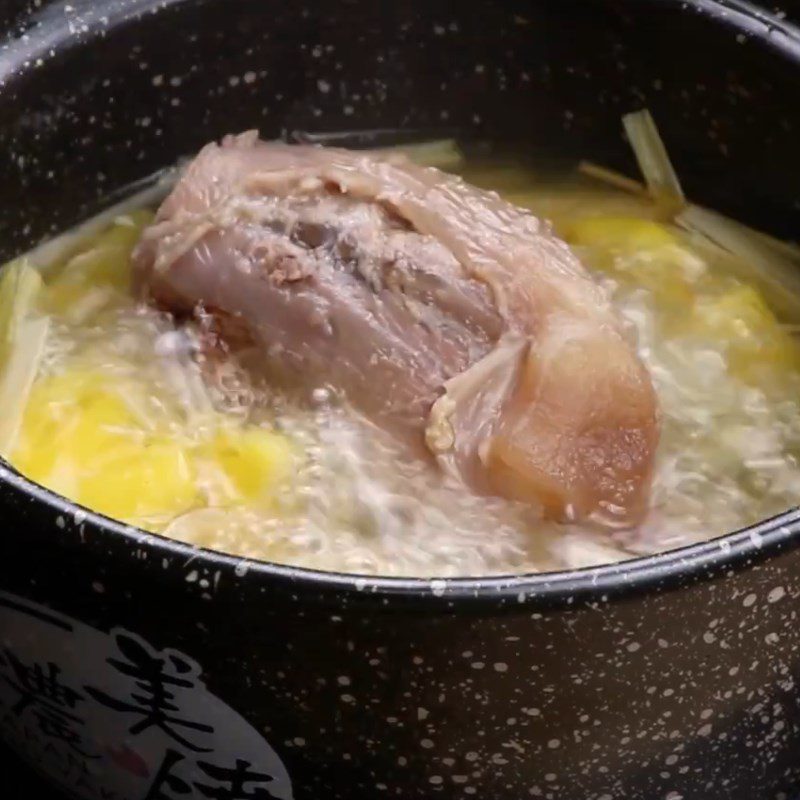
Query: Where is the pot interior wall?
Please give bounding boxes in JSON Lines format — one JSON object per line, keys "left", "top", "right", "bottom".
{"left": 0, "top": 0, "right": 799, "bottom": 262}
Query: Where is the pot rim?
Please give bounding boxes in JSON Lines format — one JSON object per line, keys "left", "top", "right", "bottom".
{"left": 2, "top": 0, "right": 800, "bottom": 608}
{"left": 2, "top": 460, "right": 799, "bottom": 607}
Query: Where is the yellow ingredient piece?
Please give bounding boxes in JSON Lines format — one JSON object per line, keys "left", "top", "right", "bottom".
{"left": 200, "top": 427, "right": 297, "bottom": 504}
{"left": 43, "top": 210, "right": 154, "bottom": 319}
{"left": 503, "top": 182, "right": 663, "bottom": 229}
{"left": 11, "top": 363, "right": 298, "bottom": 527}
{"left": 79, "top": 443, "right": 196, "bottom": 523}
{"left": 565, "top": 216, "right": 677, "bottom": 252}
{"left": 693, "top": 284, "right": 799, "bottom": 381}
{"left": 12, "top": 370, "right": 199, "bottom": 522}
{"left": 564, "top": 216, "right": 700, "bottom": 306}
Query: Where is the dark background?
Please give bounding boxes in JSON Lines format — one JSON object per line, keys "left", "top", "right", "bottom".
{"left": 2, "top": 0, "right": 800, "bottom": 797}
{"left": 2, "top": 742, "right": 63, "bottom": 797}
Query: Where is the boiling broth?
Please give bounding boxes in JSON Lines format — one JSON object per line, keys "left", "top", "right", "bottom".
{"left": 3, "top": 147, "right": 800, "bottom": 577}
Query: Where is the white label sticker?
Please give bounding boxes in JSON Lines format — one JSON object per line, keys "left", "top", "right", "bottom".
{"left": 0, "top": 591, "right": 293, "bottom": 800}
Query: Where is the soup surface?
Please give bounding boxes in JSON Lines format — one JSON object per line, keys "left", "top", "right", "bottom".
{"left": 3, "top": 129, "right": 800, "bottom": 576}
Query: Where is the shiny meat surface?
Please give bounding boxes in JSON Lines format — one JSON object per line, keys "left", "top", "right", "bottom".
{"left": 133, "top": 133, "right": 659, "bottom": 526}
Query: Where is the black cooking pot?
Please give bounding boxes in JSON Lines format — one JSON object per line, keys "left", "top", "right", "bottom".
{"left": 2, "top": 1, "right": 800, "bottom": 798}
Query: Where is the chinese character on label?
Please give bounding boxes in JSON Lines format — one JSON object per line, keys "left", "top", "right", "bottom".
{"left": 1, "top": 648, "right": 96, "bottom": 757}
{"left": 86, "top": 633, "right": 214, "bottom": 752}
{"left": 195, "top": 758, "right": 279, "bottom": 800}
{"left": 0, "top": 592, "right": 294, "bottom": 800}
{"left": 144, "top": 748, "right": 192, "bottom": 800}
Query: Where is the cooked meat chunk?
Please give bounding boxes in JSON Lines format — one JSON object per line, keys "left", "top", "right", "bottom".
{"left": 134, "top": 133, "right": 659, "bottom": 526}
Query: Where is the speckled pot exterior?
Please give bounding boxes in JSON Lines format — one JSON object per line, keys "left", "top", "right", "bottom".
{"left": 2, "top": 1, "right": 800, "bottom": 799}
